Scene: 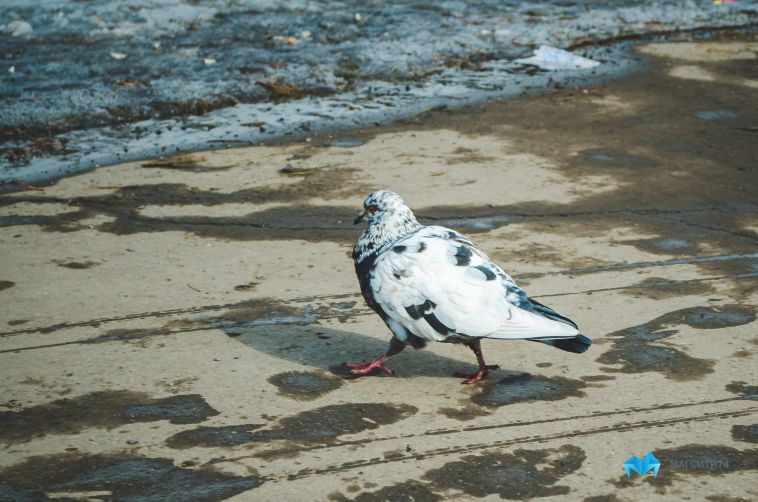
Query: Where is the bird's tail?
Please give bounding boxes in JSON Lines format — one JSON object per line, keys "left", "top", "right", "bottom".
{"left": 529, "top": 334, "right": 592, "bottom": 353}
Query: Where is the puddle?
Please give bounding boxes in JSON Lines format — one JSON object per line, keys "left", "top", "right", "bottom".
{"left": 470, "top": 372, "right": 586, "bottom": 408}
{"left": 693, "top": 110, "right": 739, "bottom": 120}
{"left": 731, "top": 424, "right": 757, "bottom": 444}
{"left": 422, "top": 445, "right": 585, "bottom": 499}
{"left": 0, "top": 390, "right": 218, "bottom": 443}
{"left": 167, "top": 402, "right": 417, "bottom": 449}
{"left": 432, "top": 215, "right": 513, "bottom": 232}
{"left": 0, "top": 452, "right": 261, "bottom": 501}
{"left": 577, "top": 148, "right": 657, "bottom": 168}
{"left": 0, "top": 281, "right": 15, "bottom": 291}
{"left": 598, "top": 305, "right": 755, "bottom": 380}
{"left": 325, "top": 138, "right": 366, "bottom": 148}
{"left": 329, "top": 480, "right": 442, "bottom": 502}
{"left": 267, "top": 371, "right": 343, "bottom": 401}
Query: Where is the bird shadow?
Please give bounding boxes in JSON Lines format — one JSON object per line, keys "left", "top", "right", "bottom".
{"left": 221, "top": 323, "right": 489, "bottom": 380}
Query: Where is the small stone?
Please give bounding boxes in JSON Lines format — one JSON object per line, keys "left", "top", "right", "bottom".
{"left": 126, "top": 246, "right": 136, "bottom": 252}
{"left": 126, "top": 439, "right": 138, "bottom": 445}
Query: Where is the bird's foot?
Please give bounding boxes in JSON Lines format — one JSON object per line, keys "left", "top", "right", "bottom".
{"left": 453, "top": 364, "right": 499, "bottom": 384}
{"left": 346, "top": 358, "right": 395, "bottom": 376}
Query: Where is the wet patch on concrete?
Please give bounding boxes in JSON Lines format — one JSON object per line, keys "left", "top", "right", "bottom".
{"left": 53, "top": 259, "right": 99, "bottom": 269}
{"left": 725, "top": 381, "right": 758, "bottom": 399}
{"left": 598, "top": 305, "right": 755, "bottom": 380}
{"left": 167, "top": 402, "right": 417, "bottom": 449}
{"left": 166, "top": 424, "right": 267, "bottom": 449}
{"left": 580, "top": 375, "right": 616, "bottom": 382}
{"left": 325, "top": 138, "right": 366, "bottom": 148}
{"left": 625, "top": 276, "right": 713, "bottom": 300}
{"left": 329, "top": 480, "right": 443, "bottom": 502}
{"left": 437, "top": 405, "right": 491, "bottom": 421}
{"left": 731, "top": 424, "right": 757, "bottom": 444}
{"left": 0, "top": 390, "right": 219, "bottom": 443}
{"left": 624, "top": 237, "right": 698, "bottom": 255}
{"left": 575, "top": 148, "right": 658, "bottom": 168}
{"left": 693, "top": 110, "right": 739, "bottom": 120}
{"left": 611, "top": 445, "right": 757, "bottom": 491}
{"left": 470, "top": 372, "right": 587, "bottom": 408}
{"left": 422, "top": 445, "right": 585, "bottom": 499}
{"left": 141, "top": 154, "right": 234, "bottom": 172}
{"left": 267, "top": 371, "right": 343, "bottom": 401}
{"left": 0, "top": 452, "right": 261, "bottom": 501}
{"left": 583, "top": 495, "right": 624, "bottom": 502}
{"left": 0, "top": 167, "right": 364, "bottom": 242}
{"left": 0, "top": 280, "right": 15, "bottom": 291}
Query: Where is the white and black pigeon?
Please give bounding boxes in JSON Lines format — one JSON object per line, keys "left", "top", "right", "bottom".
{"left": 348, "top": 190, "right": 591, "bottom": 384}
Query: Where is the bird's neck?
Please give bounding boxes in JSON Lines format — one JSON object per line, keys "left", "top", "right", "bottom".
{"left": 354, "top": 213, "right": 421, "bottom": 264}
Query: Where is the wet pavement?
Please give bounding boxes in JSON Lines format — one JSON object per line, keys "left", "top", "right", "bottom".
{"left": 1, "top": 30, "right": 757, "bottom": 502}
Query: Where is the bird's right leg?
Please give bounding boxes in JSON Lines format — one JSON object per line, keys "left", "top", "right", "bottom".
{"left": 346, "top": 336, "right": 405, "bottom": 376}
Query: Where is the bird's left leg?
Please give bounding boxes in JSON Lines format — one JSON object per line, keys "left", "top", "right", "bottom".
{"left": 453, "top": 339, "right": 499, "bottom": 384}
{"left": 346, "top": 336, "right": 405, "bottom": 376}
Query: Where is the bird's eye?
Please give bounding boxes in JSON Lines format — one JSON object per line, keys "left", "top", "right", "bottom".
{"left": 367, "top": 205, "right": 378, "bottom": 214}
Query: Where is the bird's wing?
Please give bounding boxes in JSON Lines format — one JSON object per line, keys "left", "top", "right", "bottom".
{"left": 370, "top": 226, "right": 579, "bottom": 342}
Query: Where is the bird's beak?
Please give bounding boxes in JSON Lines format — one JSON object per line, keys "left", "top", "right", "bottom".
{"left": 353, "top": 210, "right": 367, "bottom": 225}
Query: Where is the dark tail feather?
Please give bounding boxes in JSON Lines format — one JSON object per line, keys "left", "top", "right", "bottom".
{"left": 532, "top": 334, "right": 592, "bottom": 353}
{"left": 529, "top": 298, "right": 578, "bottom": 329}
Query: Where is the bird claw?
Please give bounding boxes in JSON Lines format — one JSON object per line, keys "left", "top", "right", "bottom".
{"left": 346, "top": 360, "right": 395, "bottom": 376}
{"left": 453, "top": 364, "right": 499, "bottom": 384}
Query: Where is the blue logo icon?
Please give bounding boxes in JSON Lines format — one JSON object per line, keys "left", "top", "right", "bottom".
{"left": 623, "top": 452, "right": 661, "bottom": 478}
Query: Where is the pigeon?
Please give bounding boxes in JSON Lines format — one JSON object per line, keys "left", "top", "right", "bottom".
{"left": 348, "top": 190, "right": 591, "bottom": 384}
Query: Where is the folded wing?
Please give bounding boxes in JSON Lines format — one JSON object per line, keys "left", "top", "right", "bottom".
{"left": 370, "top": 226, "right": 581, "bottom": 344}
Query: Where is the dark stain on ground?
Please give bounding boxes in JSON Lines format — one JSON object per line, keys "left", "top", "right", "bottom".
{"left": 141, "top": 153, "right": 234, "bottom": 172}
{"left": 329, "top": 480, "right": 443, "bottom": 502}
{"left": 597, "top": 305, "right": 755, "bottom": 380}
{"left": 0, "top": 281, "right": 15, "bottom": 291}
{"left": 470, "top": 372, "right": 586, "bottom": 408}
{"left": 267, "top": 371, "right": 343, "bottom": 401}
{"left": 166, "top": 402, "right": 417, "bottom": 449}
{"left": 583, "top": 495, "right": 624, "bottom": 502}
{"left": 575, "top": 148, "right": 658, "bottom": 169}
{"left": 611, "top": 444, "right": 757, "bottom": 492}
{"left": 731, "top": 424, "right": 757, "bottom": 444}
{"left": 422, "top": 445, "right": 585, "bottom": 499}
{"left": 725, "top": 381, "right": 758, "bottom": 399}
{"left": 623, "top": 237, "right": 698, "bottom": 255}
{"left": 53, "top": 259, "right": 98, "bottom": 269}
{"left": 0, "top": 390, "right": 219, "bottom": 443}
{"left": 437, "top": 405, "right": 490, "bottom": 421}
{"left": 0, "top": 452, "right": 261, "bottom": 501}
{"left": 166, "top": 424, "right": 267, "bottom": 449}
{"left": 0, "top": 166, "right": 364, "bottom": 243}
{"left": 626, "top": 276, "right": 713, "bottom": 300}
{"left": 580, "top": 375, "right": 616, "bottom": 382}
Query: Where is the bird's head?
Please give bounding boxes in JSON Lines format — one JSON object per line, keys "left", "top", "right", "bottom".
{"left": 353, "top": 190, "right": 414, "bottom": 226}
{"left": 353, "top": 190, "right": 421, "bottom": 261}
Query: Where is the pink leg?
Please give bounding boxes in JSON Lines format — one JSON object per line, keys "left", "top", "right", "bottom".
{"left": 346, "top": 354, "right": 395, "bottom": 376}
{"left": 453, "top": 339, "right": 499, "bottom": 384}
